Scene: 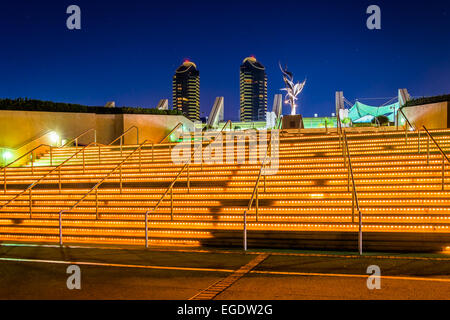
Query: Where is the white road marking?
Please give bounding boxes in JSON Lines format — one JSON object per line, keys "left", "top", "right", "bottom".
{"left": 1, "top": 256, "right": 449, "bottom": 283}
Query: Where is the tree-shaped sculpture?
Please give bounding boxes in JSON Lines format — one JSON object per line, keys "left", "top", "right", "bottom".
{"left": 280, "top": 63, "right": 306, "bottom": 115}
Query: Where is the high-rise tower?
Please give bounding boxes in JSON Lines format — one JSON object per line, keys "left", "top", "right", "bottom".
{"left": 172, "top": 60, "right": 200, "bottom": 121}
{"left": 240, "top": 56, "right": 267, "bottom": 122}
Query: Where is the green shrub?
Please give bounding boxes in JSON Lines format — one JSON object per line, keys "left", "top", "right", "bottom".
{"left": 404, "top": 94, "right": 450, "bottom": 107}
{"left": 353, "top": 123, "right": 376, "bottom": 127}
{"left": 0, "top": 98, "right": 183, "bottom": 116}
{"left": 372, "top": 115, "right": 390, "bottom": 126}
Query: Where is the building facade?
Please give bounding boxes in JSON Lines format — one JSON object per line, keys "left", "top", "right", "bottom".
{"left": 172, "top": 60, "right": 200, "bottom": 121}
{"left": 240, "top": 56, "right": 267, "bottom": 122}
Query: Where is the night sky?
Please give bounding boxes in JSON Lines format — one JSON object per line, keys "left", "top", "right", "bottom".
{"left": 0, "top": 0, "right": 449, "bottom": 120}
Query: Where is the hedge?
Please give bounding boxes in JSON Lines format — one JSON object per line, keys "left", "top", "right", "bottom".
{"left": 0, "top": 98, "right": 183, "bottom": 116}
{"left": 404, "top": 94, "right": 450, "bottom": 107}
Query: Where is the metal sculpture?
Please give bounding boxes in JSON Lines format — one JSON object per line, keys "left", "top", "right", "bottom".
{"left": 280, "top": 63, "right": 306, "bottom": 115}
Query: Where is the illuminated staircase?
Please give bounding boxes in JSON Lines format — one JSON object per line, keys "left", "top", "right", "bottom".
{"left": 1, "top": 129, "right": 450, "bottom": 252}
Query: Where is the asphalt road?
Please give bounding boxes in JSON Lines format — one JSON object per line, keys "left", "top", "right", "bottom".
{"left": 0, "top": 244, "right": 449, "bottom": 300}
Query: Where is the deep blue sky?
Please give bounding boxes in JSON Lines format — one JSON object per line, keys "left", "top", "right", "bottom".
{"left": 0, "top": 0, "right": 449, "bottom": 120}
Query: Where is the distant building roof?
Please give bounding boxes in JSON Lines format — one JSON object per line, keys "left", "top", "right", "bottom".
{"left": 242, "top": 56, "right": 265, "bottom": 70}
{"left": 176, "top": 60, "right": 198, "bottom": 73}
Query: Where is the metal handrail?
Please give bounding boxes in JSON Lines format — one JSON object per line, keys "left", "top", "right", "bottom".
{"left": 0, "top": 141, "right": 98, "bottom": 213}
{"left": 62, "top": 128, "right": 97, "bottom": 147}
{"left": 397, "top": 107, "right": 415, "bottom": 131}
{"left": 143, "top": 120, "right": 232, "bottom": 248}
{"left": 1, "top": 144, "right": 53, "bottom": 194}
{"left": 247, "top": 133, "right": 277, "bottom": 213}
{"left": 397, "top": 108, "right": 416, "bottom": 146}
{"left": 422, "top": 126, "right": 450, "bottom": 190}
{"left": 242, "top": 126, "right": 279, "bottom": 251}
{"left": 57, "top": 139, "right": 152, "bottom": 245}
{"left": 246, "top": 121, "right": 283, "bottom": 216}
{"left": 1, "top": 129, "right": 62, "bottom": 171}
{"left": 422, "top": 126, "right": 450, "bottom": 163}
{"left": 56, "top": 123, "right": 196, "bottom": 245}
{"left": 151, "top": 120, "right": 232, "bottom": 213}
{"left": 109, "top": 126, "right": 139, "bottom": 146}
{"left": 11, "top": 130, "right": 54, "bottom": 150}
{"left": 343, "top": 131, "right": 363, "bottom": 255}
{"left": 1, "top": 144, "right": 52, "bottom": 170}
{"left": 159, "top": 122, "right": 183, "bottom": 144}
{"left": 336, "top": 112, "right": 346, "bottom": 167}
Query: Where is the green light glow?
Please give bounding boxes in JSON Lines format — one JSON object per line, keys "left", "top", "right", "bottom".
{"left": 2, "top": 151, "right": 12, "bottom": 161}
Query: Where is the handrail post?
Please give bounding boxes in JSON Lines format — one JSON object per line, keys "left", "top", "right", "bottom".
{"left": 264, "top": 172, "right": 267, "bottom": 193}
{"left": 418, "top": 129, "right": 421, "bottom": 153}
{"left": 351, "top": 188, "right": 355, "bottom": 223}
{"left": 405, "top": 123, "right": 408, "bottom": 145}
{"left": 120, "top": 136, "right": 123, "bottom": 156}
{"left": 58, "top": 167, "right": 62, "bottom": 193}
{"left": 29, "top": 188, "right": 32, "bottom": 219}
{"left": 187, "top": 164, "right": 190, "bottom": 193}
{"left": 95, "top": 188, "right": 99, "bottom": 219}
{"left": 358, "top": 210, "right": 363, "bottom": 256}
{"left": 31, "top": 152, "right": 34, "bottom": 176}
{"left": 59, "top": 211, "right": 63, "bottom": 246}
{"left": 119, "top": 165, "right": 123, "bottom": 193}
{"left": 336, "top": 117, "right": 342, "bottom": 148}
{"left": 94, "top": 131, "right": 97, "bottom": 145}
{"left": 343, "top": 136, "right": 347, "bottom": 168}
{"left": 442, "top": 156, "right": 445, "bottom": 191}
{"left": 139, "top": 148, "right": 142, "bottom": 173}
{"left": 201, "top": 140, "right": 204, "bottom": 170}
{"left": 243, "top": 210, "right": 248, "bottom": 251}
{"left": 170, "top": 186, "right": 174, "bottom": 221}
{"left": 256, "top": 186, "right": 259, "bottom": 222}
{"left": 347, "top": 161, "right": 350, "bottom": 192}
{"left": 145, "top": 210, "right": 149, "bottom": 248}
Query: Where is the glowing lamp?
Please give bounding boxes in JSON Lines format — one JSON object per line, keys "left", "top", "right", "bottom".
{"left": 49, "top": 131, "right": 60, "bottom": 144}
{"left": 2, "top": 150, "right": 12, "bottom": 161}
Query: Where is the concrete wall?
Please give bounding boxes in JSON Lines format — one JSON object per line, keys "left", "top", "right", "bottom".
{"left": 122, "top": 114, "right": 193, "bottom": 145}
{"left": 0, "top": 109, "right": 193, "bottom": 158}
{"left": 0, "top": 110, "right": 99, "bottom": 147}
{"left": 402, "top": 102, "right": 449, "bottom": 129}
{"left": 96, "top": 114, "right": 123, "bottom": 145}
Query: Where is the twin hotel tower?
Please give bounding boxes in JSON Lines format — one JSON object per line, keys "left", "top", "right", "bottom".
{"left": 173, "top": 56, "right": 267, "bottom": 122}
